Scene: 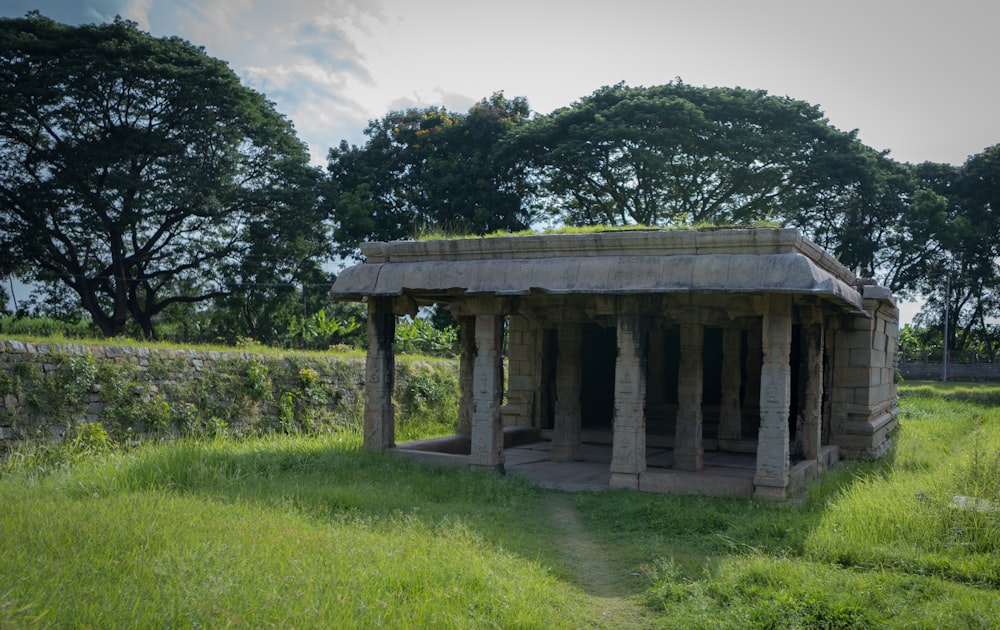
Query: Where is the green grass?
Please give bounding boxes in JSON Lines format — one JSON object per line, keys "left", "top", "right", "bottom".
{"left": 1, "top": 433, "right": 592, "bottom": 628}
{"left": 414, "top": 221, "right": 784, "bottom": 241}
{"left": 1, "top": 332, "right": 368, "bottom": 360}
{"left": 2, "top": 381, "right": 999, "bottom": 627}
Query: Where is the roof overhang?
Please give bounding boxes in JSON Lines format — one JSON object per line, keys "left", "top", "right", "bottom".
{"left": 331, "top": 228, "right": 871, "bottom": 312}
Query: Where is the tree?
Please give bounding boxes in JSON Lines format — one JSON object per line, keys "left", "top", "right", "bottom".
{"left": 781, "top": 137, "right": 921, "bottom": 290}
{"left": 0, "top": 14, "right": 327, "bottom": 338}
{"left": 910, "top": 147, "right": 1000, "bottom": 358}
{"left": 508, "top": 81, "right": 851, "bottom": 227}
{"left": 327, "top": 93, "right": 535, "bottom": 256}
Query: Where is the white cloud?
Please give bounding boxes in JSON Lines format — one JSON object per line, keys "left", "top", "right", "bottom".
{"left": 4, "top": 0, "right": 999, "bottom": 166}
{"left": 121, "top": 0, "right": 152, "bottom": 30}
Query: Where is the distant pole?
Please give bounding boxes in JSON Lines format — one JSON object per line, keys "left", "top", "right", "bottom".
{"left": 943, "top": 275, "right": 949, "bottom": 383}
{"left": 7, "top": 275, "right": 17, "bottom": 314}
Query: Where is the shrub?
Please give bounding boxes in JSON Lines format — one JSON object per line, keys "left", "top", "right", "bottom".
{"left": 395, "top": 361, "right": 460, "bottom": 440}
{"left": 72, "top": 422, "right": 112, "bottom": 454}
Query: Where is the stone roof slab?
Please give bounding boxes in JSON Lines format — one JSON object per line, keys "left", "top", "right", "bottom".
{"left": 331, "top": 228, "right": 868, "bottom": 311}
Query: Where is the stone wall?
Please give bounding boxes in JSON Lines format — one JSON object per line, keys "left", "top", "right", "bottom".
{"left": 898, "top": 362, "right": 1000, "bottom": 382}
{"left": 0, "top": 339, "right": 457, "bottom": 448}
{"left": 826, "top": 286, "right": 900, "bottom": 458}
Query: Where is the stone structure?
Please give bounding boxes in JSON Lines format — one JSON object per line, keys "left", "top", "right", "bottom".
{"left": 331, "top": 228, "right": 899, "bottom": 499}
{"left": 0, "top": 340, "right": 373, "bottom": 446}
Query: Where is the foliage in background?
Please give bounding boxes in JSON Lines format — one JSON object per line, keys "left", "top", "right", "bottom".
{"left": 0, "top": 314, "right": 99, "bottom": 340}
{"left": 394, "top": 316, "right": 459, "bottom": 357}
{"left": 508, "top": 81, "right": 852, "bottom": 228}
{"left": 394, "top": 359, "right": 461, "bottom": 441}
{"left": 283, "top": 303, "right": 367, "bottom": 351}
{"left": 0, "top": 14, "right": 330, "bottom": 339}
{"left": 327, "top": 92, "right": 535, "bottom": 257}
{"left": 906, "top": 148, "right": 1000, "bottom": 361}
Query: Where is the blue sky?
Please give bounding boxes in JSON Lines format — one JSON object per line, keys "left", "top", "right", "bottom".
{"left": 4, "top": 0, "right": 999, "bottom": 167}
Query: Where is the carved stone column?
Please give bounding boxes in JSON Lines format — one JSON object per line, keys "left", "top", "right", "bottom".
{"left": 674, "top": 313, "right": 704, "bottom": 471}
{"left": 552, "top": 322, "right": 583, "bottom": 461}
{"left": 469, "top": 314, "right": 505, "bottom": 471}
{"left": 610, "top": 311, "right": 648, "bottom": 489}
{"left": 754, "top": 295, "right": 792, "bottom": 499}
{"left": 800, "top": 308, "right": 825, "bottom": 464}
{"left": 364, "top": 297, "right": 395, "bottom": 451}
{"left": 717, "top": 326, "right": 743, "bottom": 444}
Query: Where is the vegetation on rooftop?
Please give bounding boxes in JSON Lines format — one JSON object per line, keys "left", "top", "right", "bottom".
{"left": 413, "top": 221, "right": 785, "bottom": 242}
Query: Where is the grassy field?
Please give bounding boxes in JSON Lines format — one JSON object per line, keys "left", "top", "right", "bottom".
{"left": 1, "top": 381, "right": 998, "bottom": 628}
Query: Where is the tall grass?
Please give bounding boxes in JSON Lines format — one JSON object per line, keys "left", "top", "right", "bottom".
{"left": 1, "top": 381, "right": 999, "bottom": 627}
{"left": 805, "top": 383, "right": 1000, "bottom": 584}
{"left": 0, "top": 434, "right": 599, "bottom": 628}
{"left": 572, "top": 381, "right": 1000, "bottom": 627}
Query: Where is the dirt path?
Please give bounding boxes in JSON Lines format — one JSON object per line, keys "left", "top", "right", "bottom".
{"left": 545, "top": 494, "right": 652, "bottom": 628}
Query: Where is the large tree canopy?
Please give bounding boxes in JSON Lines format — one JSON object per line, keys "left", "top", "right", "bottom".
{"left": 509, "top": 82, "right": 860, "bottom": 228}
{"left": 908, "top": 148, "right": 1000, "bottom": 357}
{"left": 782, "top": 138, "right": 919, "bottom": 288}
{"left": 327, "top": 92, "right": 535, "bottom": 256}
{"left": 0, "top": 14, "right": 328, "bottom": 338}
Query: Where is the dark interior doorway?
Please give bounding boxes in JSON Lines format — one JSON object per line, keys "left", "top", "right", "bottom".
{"left": 580, "top": 324, "right": 616, "bottom": 429}
{"left": 702, "top": 327, "right": 724, "bottom": 405}
{"left": 789, "top": 324, "right": 802, "bottom": 443}
{"left": 661, "top": 326, "right": 680, "bottom": 405}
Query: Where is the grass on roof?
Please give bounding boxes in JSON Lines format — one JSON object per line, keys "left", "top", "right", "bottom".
{"left": 414, "top": 221, "right": 784, "bottom": 242}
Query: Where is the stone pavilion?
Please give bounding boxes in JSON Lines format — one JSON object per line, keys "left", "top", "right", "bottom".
{"left": 330, "top": 228, "right": 899, "bottom": 499}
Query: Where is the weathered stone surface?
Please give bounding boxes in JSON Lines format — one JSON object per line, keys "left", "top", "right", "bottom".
{"left": 552, "top": 322, "right": 582, "bottom": 462}
{"left": 334, "top": 227, "right": 899, "bottom": 499}
{"left": 364, "top": 298, "right": 396, "bottom": 451}
{"left": 468, "top": 314, "right": 504, "bottom": 470}
{"left": 717, "top": 327, "right": 743, "bottom": 442}
{"left": 0, "top": 331, "right": 405, "bottom": 451}
{"left": 334, "top": 229, "right": 862, "bottom": 310}
{"left": 755, "top": 295, "right": 792, "bottom": 493}
{"left": 674, "top": 317, "right": 704, "bottom": 471}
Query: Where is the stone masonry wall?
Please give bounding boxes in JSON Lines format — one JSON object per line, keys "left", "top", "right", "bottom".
{"left": 827, "top": 292, "right": 900, "bottom": 458}
{"left": 898, "top": 362, "right": 1000, "bottom": 381}
{"left": 0, "top": 339, "right": 458, "bottom": 448}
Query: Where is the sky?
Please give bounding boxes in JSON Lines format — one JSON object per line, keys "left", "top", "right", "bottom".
{"left": 4, "top": 0, "right": 1000, "bottom": 323}
{"left": 4, "top": 0, "right": 999, "bottom": 167}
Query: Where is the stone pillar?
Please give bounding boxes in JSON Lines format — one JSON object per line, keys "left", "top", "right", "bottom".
{"left": 364, "top": 297, "right": 395, "bottom": 451}
{"left": 456, "top": 316, "right": 475, "bottom": 437}
{"left": 717, "top": 326, "right": 743, "bottom": 444}
{"left": 469, "top": 314, "right": 505, "bottom": 471}
{"left": 743, "top": 323, "right": 762, "bottom": 421}
{"left": 674, "top": 314, "right": 704, "bottom": 471}
{"left": 552, "top": 322, "right": 583, "bottom": 461}
{"left": 800, "top": 309, "right": 825, "bottom": 464}
{"left": 754, "top": 295, "right": 792, "bottom": 499}
{"left": 610, "top": 311, "right": 648, "bottom": 489}
{"left": 646, "top": 325, "right": 666, "bottom": 408}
